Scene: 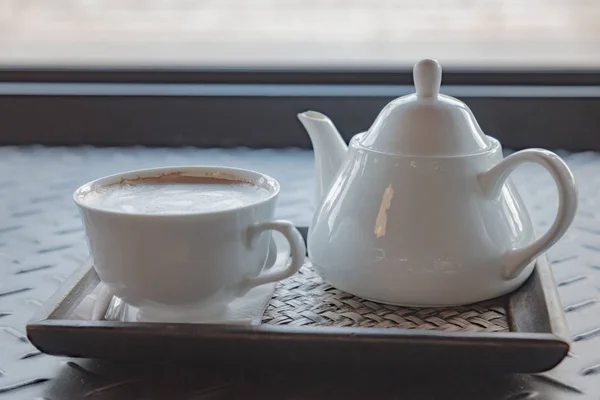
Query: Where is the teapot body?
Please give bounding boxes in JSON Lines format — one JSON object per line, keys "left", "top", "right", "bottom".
{"left": 307, "top": 136, "right": 537, "bottom": 306}
{"left": 302, "top": 59, "right": 577, "bottom": 306}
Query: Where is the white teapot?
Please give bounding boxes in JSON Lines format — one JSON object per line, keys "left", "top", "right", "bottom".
{"left": 298, "top": 59, "right": 578, "bottom": 306}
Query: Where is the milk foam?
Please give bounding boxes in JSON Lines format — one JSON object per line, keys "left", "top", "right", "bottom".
{"left": 82, "top": 177, "right": 271, "bottom": 214}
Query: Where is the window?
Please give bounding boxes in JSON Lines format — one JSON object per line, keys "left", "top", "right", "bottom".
{"left": 0, "top": 1, "right": 599, "bottom": 149}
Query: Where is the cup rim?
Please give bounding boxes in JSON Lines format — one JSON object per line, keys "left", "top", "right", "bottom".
{"left": 73, "top": 165, "right": 280, "bottom": 217}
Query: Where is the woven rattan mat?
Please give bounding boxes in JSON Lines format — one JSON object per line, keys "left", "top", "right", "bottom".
{"left": 262, "top": 263, "right": 509, "bottom": 332}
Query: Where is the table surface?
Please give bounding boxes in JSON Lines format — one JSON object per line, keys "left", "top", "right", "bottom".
{"left": 0, "top": 146, "right": 599, "bottom": 399}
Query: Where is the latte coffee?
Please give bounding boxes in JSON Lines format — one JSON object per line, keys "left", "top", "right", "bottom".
{"left": 79, "top": 173, "right": 272, "bottom": 214}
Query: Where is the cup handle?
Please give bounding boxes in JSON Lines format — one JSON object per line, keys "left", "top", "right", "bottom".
{"left": 244, "top": 220, "right": 306, "bottom": 289}
{"left": 478, "top": 149, "right": 578, "bottom": 280}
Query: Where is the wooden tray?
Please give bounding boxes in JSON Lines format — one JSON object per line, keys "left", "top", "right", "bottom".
{"left": 26, "top": 227, "right": 570, "bottom": 373}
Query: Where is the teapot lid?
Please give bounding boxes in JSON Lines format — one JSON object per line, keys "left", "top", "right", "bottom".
{"left": 358, "top": 59, "right": 491, "bottom": 156}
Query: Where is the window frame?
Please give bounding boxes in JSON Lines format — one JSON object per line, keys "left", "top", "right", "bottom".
{"left": 0, "top": 66, "right": 599, "bottom": 150}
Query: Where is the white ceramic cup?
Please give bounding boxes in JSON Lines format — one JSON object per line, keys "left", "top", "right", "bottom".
{"left": 73, "top": 166, "right": 305, "bottom": 321}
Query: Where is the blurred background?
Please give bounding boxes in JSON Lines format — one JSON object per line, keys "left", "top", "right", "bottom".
{"left": 0, "top": 0, "right": 599, "bottom": 68}
{"left": 0, "top": 0, "right": 598, "bottom": 150}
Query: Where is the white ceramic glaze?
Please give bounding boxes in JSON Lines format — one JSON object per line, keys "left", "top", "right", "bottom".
{"left": 360, "top": 59, "right": 492, "bottom": 157}
{"left": 85, "top": 232, "right": 293, "bottom": 323}
{"left": 298, "top": 58, "right": 578, "bottom": 306}
{"left": 73, "top": 166, "right": 305, "bottom": 320}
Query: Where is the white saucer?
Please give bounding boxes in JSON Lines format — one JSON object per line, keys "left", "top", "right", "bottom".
{"left": 73, "top": 232, "right": 295, "bottom": 325}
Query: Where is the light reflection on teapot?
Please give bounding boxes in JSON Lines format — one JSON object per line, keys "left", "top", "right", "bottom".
{"left": 298, "top": 59, "right": 577, "bottom": 307}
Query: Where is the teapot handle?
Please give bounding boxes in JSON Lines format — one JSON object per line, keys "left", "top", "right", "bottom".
{"left": 478, "top": 149, "right": 578, "bottom": 280}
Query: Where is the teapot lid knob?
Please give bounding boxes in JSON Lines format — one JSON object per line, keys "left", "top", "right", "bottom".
{"left": 359, "top": 58, "right": 491, "bottom": 156}
{"left": 413, "top": 58, "right": 442, "bottom": 99}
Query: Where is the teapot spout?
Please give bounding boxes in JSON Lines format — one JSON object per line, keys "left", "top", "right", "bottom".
{"left": 298, "top": 111, "right": 348, "bottom": 205}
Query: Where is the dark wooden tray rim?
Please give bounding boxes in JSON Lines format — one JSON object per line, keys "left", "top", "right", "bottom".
{"left": 27, "top": 228, "right": 570, "bottom": 373}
